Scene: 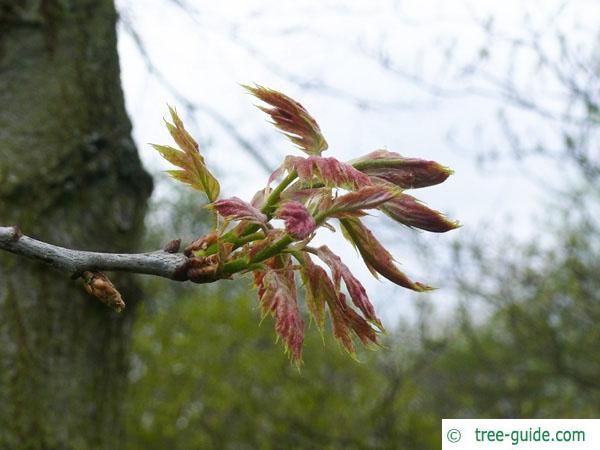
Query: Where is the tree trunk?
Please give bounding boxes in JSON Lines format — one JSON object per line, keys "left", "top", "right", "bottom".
{"left": 0, "top": 1, "right": 152, "bottom": 449}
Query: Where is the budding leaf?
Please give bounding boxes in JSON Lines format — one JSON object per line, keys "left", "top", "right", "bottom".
{"left": 381, "top": 193, "right": 460, "bottom": 233}
{"left": 326, "top": 292, "right": 357, "bottom": 356}
{"left": 244, "top": 84, "right": 328, "bottom": 155}
{"left": 297, "top": 253, "right": 328, "bottom": 333}
{"left": 325, "top": 287, "right": 379, "bottom": 357}
{"left": 275, "top": 201, "right": 317, "bottom": 240}
{"left": 151, "top": 107, "right": 220, "bottom": 202}
{"left": 352, "top": 150, "right": 453, "bottom": 189}
{"left": 326, "top": 184, "right": 399, "bottom": 218}
{"left": 340, "top": 217, "right": 433, "bottom": 292}
{"left": 297, "top": 251, "right": 381, "bottom": 355}
{"left": 250, "top": 187, "right": 273, "bottom": 209}
{"left": 315, "top": 246, "right": 383, "bottom": 330}
{"left": 211, "top": 196, "right": 268, "bottom": 224}
{"left": 258, "top": 264, "right": 305, "bottom": 365}
{"left": 281, "top": 155, "right": 370, "bottom": 190}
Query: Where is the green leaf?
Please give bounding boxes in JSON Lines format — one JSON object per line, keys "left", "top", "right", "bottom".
{"left": 151, "top": 107, "right": 220, "bottom": 202}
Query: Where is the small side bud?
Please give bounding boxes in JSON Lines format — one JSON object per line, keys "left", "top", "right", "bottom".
{"left": 163, "top": 239, "right": 181, "bottom": 253}
{"left": 82, "top": 271, "right": 125, "bottom": 312}
{"left": 10, "top": 225, "right": 22, "bottom": 242}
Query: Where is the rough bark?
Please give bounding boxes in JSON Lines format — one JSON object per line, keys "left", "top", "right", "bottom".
{"left": 0, "top": 1, "right": 152, "bottom": 449}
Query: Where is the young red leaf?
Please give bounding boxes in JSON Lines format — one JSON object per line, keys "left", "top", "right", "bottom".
{"left": 211, "top": 196, "right": 267, "bottom": 224}
{"left": 244, "top": 84, "right": 328, "bottom": 155}
{"left": 326, "top": 292, "right": 357, "bottom": 356}
{"left": 351, "top": 150, "right": 452, "bottom": 189}
{"left": 297, "top": 252, "right": 381, "bottom": 354}
{"left": 253, "top": 270, "right": 267, "bottom": 300}
{"left": 304, "top": 264, "right": 355, "bottom": 355}
{"left": 297, "top": 252, "right": 328, "bottom": 332}
{"left": 326, "top": 289, "right": 380, "bottom": 355}
{"left": 275, "top": 201, "right": 317, "bottom": 240}
{"left": 314, "top": 246, "right": 383, "bottom": 330}
{"left": 339, "top": 292, "right": 380, "bottom": 347}
{"left": 283, "top": 187, "right": 334, "bottom": 218}
{"left": 259, "top": 269, "right": 305, "bottom": 365}
{"left": 381, "top": 194, "right": 460, "bottom": 233}
{"left": 284, "top": 155, "right": 371, "bottom": 190}
{"left": 327, "top": 184, "right": 399, "bottom": 218}
{"left": 339, "top": 217, "right": 432, "bottom": 292}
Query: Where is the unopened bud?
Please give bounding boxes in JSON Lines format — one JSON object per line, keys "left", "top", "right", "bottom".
{"left": 82, "top": 271, "right": 125, "bottom": 312}
{"left": 381, "top": 194, "right": 460, "bottom": 233}
{"left": 352, "top": 150, "right": 453, "bottom": 189}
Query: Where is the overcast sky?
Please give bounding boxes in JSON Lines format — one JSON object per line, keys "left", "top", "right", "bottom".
{"left": 115, "top": 0, "right": 600, "bottom": 325}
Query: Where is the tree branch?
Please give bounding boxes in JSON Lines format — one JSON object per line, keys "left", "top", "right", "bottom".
{"left": 0, "top": 226, "right": 190, "bottom": 281}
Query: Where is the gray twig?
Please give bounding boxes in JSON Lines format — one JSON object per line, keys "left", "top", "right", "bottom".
{"left": 0, "top": 226, "right": 189, "bottom": 280}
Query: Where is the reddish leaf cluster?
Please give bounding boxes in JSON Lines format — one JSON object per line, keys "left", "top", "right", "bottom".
{"left": 297, "top": 252, "right": 379, "bottom": 357}
{"left": 257, "top": 261, "right": 305, "bottom": 364}
{"left": 275, "top": 201, "right": 316, "bottom": 240}
{"left": 152, "top": 84, "right": 459, "bottom": 365}
{"left": 212, "top": 197, "right": 267, "bottom": 224}
{"left": 340, "top": 217, "right": 433, "bottom": 292}
{"left": 327, "top": 185, "right": 399, "bottom": 218}
{"left": 274, "top": 155, "right": 371, "bottom": 190}
{"left": 243, "top": 84, "right": 328, "bottom": 155}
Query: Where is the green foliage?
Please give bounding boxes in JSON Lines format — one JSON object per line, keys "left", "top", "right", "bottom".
{"left": 438, "top": 199, "right": 600, "bottom": 417}
{"left": 125, "top": 285, "right": 390, "bottom": 450}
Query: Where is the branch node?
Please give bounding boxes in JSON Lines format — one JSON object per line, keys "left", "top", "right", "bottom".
{"left": 187, "top": 255, "right": 221, "bottom": 283}
{"left": 173, "top": 261, "right": 190, "bottom": 282}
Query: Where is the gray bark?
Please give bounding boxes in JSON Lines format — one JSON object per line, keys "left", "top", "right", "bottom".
{"left": 0, "top": 1, "right": 152, "bottom": 448}
{"left": 0, "top": 226, "right": 187, "bottom": 280}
